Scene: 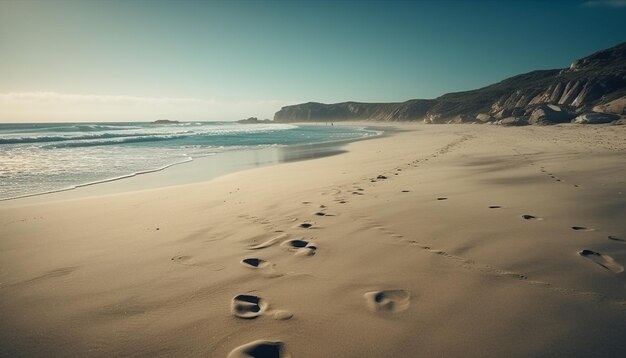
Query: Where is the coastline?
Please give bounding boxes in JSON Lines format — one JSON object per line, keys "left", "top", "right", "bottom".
{"left": 1, "top": 123, "right": 625, "bottom": 357}
{"left": 0, "top": 122, "right": 385, "bottom": 206}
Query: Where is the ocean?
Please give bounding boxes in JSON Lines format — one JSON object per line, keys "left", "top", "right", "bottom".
{"left": 0, "top": 121, "right": 380, "bottom": 201}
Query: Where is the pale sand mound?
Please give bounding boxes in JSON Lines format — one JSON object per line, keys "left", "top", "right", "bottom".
{"left": 247, "top": 233, "right": 288, "bottom": 250}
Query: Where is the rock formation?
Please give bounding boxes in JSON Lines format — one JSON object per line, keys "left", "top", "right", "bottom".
{"left": 152, "top": 119, "right": 180, "bottom": 124}
{"left": 237, "top": 117, "right": 272, "bottom": 124}
{"left": 274, "top": 42, "right": 626, "bottom": 125}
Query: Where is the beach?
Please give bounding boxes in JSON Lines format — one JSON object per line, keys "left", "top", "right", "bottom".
{"left": 1, "top": 123, "right": 625, "bottom": 357}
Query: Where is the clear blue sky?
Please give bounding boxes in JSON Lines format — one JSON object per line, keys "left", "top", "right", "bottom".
{"left": 1, "top": 0, "right": 625, "bottom": 122}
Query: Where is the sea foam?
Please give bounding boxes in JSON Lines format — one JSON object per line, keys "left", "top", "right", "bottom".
{"left": 0, "top": 121, "right": 378, "bottom": 200}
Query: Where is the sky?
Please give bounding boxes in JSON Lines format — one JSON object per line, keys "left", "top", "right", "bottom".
{"left": 1, "top": 0, "right": 625, "bottom": 122}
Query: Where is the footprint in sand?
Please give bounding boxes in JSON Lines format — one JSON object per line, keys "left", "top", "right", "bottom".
{"left": 171, "top": 256, "right": 225, "bottom": 271}
{"left": 488, "top": 205, "right": 502, "bottom": 209}
{"left": 23, "top": 267, "right": 77, "bottom": 284}
{"left": 227, "top": 340, "right": 291, "bottom": 358}
{"left": 364, "top": 289, "right": 410, "bottom": 312}
{"left": 241, "top": 258, "right": 269, "bottom": 268}
{"left": 437, "top": 197, "right": 448, "bottom": 201}
{"left": 297, "top": 222, "right": 314, "bottom": 229}
{"left": 248, "top": 234, "right": 288, "bottom": 250}
{"left": 377, "top": 175, "right": 387, "bottom": 180}
{"left": 521, "top": 214, "right": 542, "bottom": 220}
{"left": 608, "top": 235, "right": 626, "bottom": 243}
{"left": 314, "top": 211, "right": 334, "bottom": 217}
{"left": 281, "top": 239, "right": 317, "bottom": 256}
{"left": 171, "top": 255, "right": 192, "bottom": 262}
{"left": 231, "top": 294, "right": 293, "bottom": 321}
{"left": 231, "top": 294, "right": 269, "bottom": 319}
{"left": 572, "top": 226, "right": 595, "bottom": 231}
{"left": 401, "top": 190, "right": 410, "bottom": 193}
{"left": 241, "top": 258, "right": 282, "bottom": 277}
{"left": 578, "top": 250, "right": 624, "bottom": 273}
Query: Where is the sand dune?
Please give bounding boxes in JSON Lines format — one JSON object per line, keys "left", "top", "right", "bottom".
{"left": 1, "top": 123, "right": 625, "bottom": 357}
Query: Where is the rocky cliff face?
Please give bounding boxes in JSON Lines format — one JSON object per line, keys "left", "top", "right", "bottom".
{"left": 273, "top": 100, "right": 434, "bottom": 122}
{"left": 274, "top": 42, "right": 626, "bottom": 125}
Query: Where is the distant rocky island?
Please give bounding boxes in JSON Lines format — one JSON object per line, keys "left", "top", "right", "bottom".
{"left": 237, "top": 117, "right": 272, "bottom": 124}
{"left": 274, "top": 42, "right": 626, "bottom": 125}
{"left": 153, "top": 119, "right": 180, "bottom": 124}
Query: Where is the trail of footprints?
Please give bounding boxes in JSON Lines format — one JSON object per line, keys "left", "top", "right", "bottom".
{"left": 435, "top": 198, "right": 624, "bottom": 275}
{"left": 225, "top": 203, "right": 333, "bottom": 356}
{"left": 217, "top": 143, "right": 622, "bottom": 356}
{"left": 224, "top": 147, "right": 494, "bottom": 355}
{"left": 515, "top": 150, "right": 581, "bottom": 189}
{"left": 354, "top": 159, "right": 624, "bottom": 285}
{"left": 517, "top": 155, "right": 622, "bottom": 273}
{"left": 539, "top": 165, "right": 581, "bottom": 188}
{"left": 359, "top": 203, "right": 624, "bottom": 299}
{"left": 226, "top": 178, "right": 418, "bottom": 356}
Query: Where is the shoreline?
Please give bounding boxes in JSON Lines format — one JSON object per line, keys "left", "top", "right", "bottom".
{"left": 1, "top": 123, "right": 625, "bottom": 357}
{"left": 0, "top": 122, "right": 386, "bottom": 206}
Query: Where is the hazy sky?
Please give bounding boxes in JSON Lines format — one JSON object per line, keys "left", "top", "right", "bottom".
{"left": 1, "top": 0, "right": 625, "bottom": 122}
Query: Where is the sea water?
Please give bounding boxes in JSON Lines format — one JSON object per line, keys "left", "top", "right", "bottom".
{"left": 0, "top": 122, "right": 379, "bottom": 200}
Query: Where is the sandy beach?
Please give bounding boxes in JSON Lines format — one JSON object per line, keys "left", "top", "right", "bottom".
{"left": 1, "top": 123, "right": 625, "bottom": 357}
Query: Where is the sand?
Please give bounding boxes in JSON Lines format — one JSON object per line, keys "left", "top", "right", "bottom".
{"left": 1, "top": 123, "right": 625, "bottom": 357}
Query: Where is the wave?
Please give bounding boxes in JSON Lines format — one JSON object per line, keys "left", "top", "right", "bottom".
{"left": 0, "top": 123, "right": 382, "bottom": 201}
{"left": 0, "top": 123, "right": 299, "bottom": 145}
{"left": 0, "top": 124, "right": 143, "bottom": 134}
{"left": 0, "top": 132, "right": 155, "bottom": 144}
{"left": 53, "top": 124, "right": 143, "bottom": 132}
{"left": 42, "top": 134, "right": 192, "bottom": 148}
{"left": 0, "top": 156, "right": 198, "bottom": 202}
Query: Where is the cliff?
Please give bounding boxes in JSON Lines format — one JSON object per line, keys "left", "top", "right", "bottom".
{"left": 274, "top": 42, "right": 626, "bottom": 125}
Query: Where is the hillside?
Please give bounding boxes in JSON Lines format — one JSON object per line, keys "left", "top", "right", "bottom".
{"left": 274, "top": 42, "right": 626, "bottom": 125}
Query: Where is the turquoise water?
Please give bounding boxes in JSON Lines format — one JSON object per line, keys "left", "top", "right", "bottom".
{"left": 0, "top": 122, "right": 379, "bottom": 200}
